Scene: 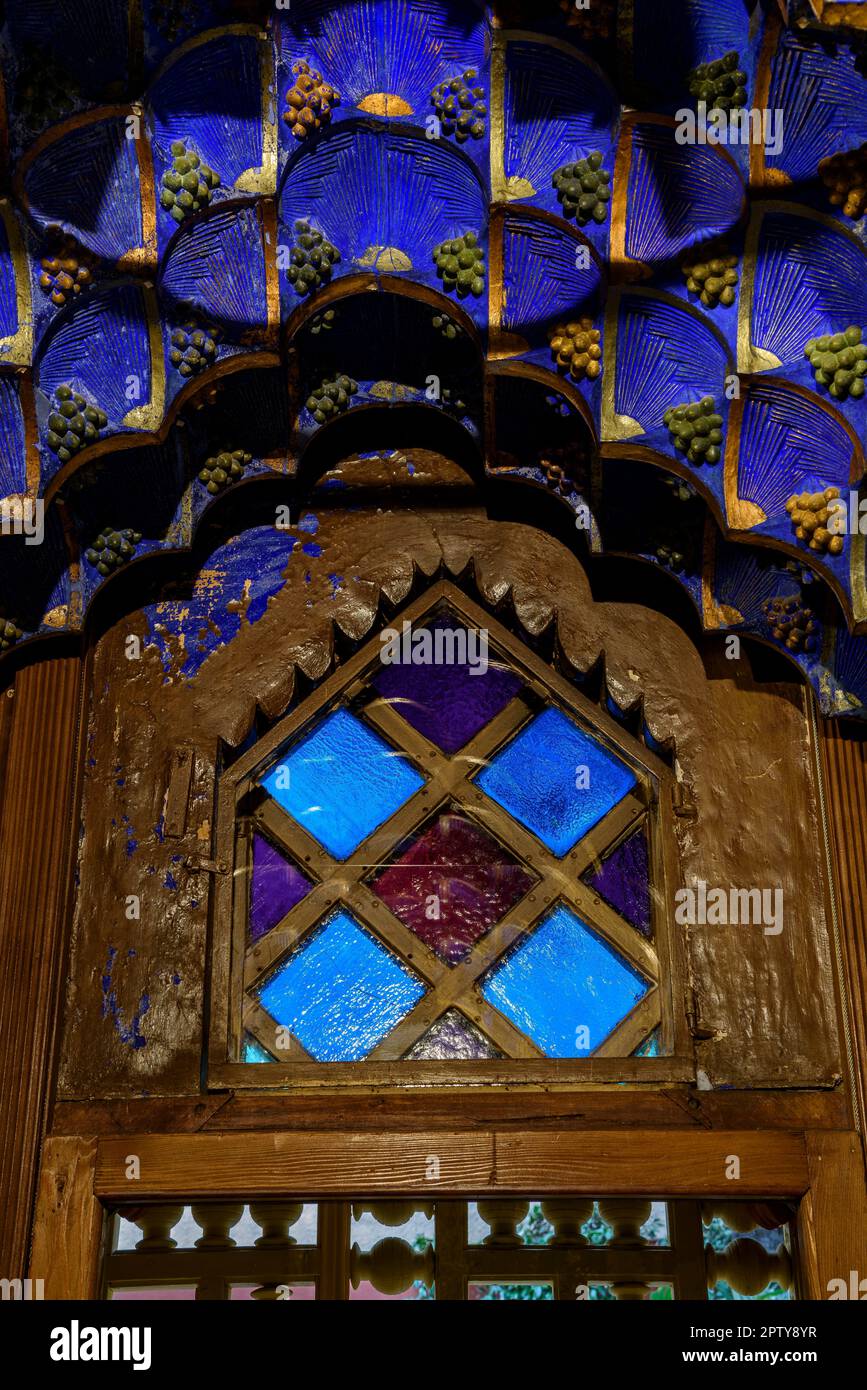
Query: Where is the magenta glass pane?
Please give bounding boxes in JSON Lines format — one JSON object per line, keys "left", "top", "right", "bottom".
{"left": 249, "top": 833, "right": 311, "bottom": 941}
{"left": 582, "top": 827, "right": 652, "bottom": 937}
{"left": 371, "top": 615, "right": 522, "bottom": 752}
{"left": 372, "top": 811, "right": 534, "bottom": 964}
{"left": 404, "top": 1008, "right": 501, "bottom": 1059}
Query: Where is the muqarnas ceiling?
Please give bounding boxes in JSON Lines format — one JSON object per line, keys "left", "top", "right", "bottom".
{"left": 1, "top": 0, "right": 867, "bottom": 715}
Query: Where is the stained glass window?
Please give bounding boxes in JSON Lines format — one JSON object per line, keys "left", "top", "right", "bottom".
{"left": 216, "top": 584, "right": 676, "bottom": 1075}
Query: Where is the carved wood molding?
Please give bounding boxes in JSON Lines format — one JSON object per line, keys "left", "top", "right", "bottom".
{"left": 0, "top": 657, "right": 83, "bottom": 1280}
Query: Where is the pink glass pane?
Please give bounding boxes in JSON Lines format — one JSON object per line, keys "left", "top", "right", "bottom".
{"left": 372, "top": 811, "right": 533, "bottom": 964}
{"left": 249, "top": 833, "right": 311, "bottom": 941}
{"left": 231, "top": 1284, "right": 315, "bottom": 1300}
{"left": 111, "top": 1287, "right": 197, "bottom": 1300}
{"left": 349, "top": 1281, "right": 432, "bottom": 1300}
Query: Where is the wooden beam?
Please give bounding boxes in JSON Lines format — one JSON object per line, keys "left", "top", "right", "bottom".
{"left": 92, "top": 1129, "right": 810, "bottom": 1200}
{"left": 52, "top": 1087, "right": 849, "bottom": 1135}
{"left": 29, "top": 1136, "right": 103, "bottom": 1299}
{"left": 0, "top": 657, "right": 82, "bottom": 1281}
{"left": 796, "top": 1130, "right": 867, "bottom": 1299}
{"left": 95, "top": 1132, "right": 494, "bottom": 1199}
{"left": 492, "top": 1130, "right": 809, "bottom": 1197}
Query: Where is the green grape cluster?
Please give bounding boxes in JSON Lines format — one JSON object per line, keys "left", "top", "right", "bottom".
{"left": 85, "top": 527, "right": 142, "bottom": 576}
{"left": 433, "top": 232, "right": 485, "bottom": 299}
{"left": 198, "top": 449, "right": 252, "bottom": 495}
{"left": 286, "top": 221, "right": 341, "bottom": 297}
{"left": 688, "top": 51, "right": 748, "bottom": 110}
{"left": 681, "top": 242, "right": 739, "bottom": 309}
{"left": 664, "top": 475, "right": 696, "bottom": 503}
{"left": 762, "top": 595, "right": 820, "bottom": 656}
{"left": 440, "top": 385, "right": 476, "bottom": 415}
{"left": 0, "top": 613, "right": 23, "bottom": 652}
{"left": 310, "top": 308, "right": 337, "bottom": 334}
{"left": 46, "top": 385, "right": 108, "bottom": 463}
{"left": 169, "top": 319, "right": 220, "bottom": 378}
{"left": 432, "top": 311, "right": 464, "bottom": 341}
{"left": 803, "top": 327, "right": 867, "bottom": 401}
{"left": 552, "top": 153, "right": 610, "bottom": 226}
{"left": 663, "top": 396, "right": 724, "bottom": 465}
{"left": 160, "top": 142, "right": 220, "bottom": 223}
{"left": 15, "top": 51, "right": 79, "bottom": 130}
{"left": 306, "top": 375, "right": 358, "bottom": 423}
{"left": 656, "top": 541, "right": 692, "bottom": 573}
{"left": 431, "top": 69, "right": 486, "bottom": 142}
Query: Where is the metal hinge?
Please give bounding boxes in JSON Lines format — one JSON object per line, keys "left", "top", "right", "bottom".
{"left": 183, "top": 855, "right": 228, "bottom": 875}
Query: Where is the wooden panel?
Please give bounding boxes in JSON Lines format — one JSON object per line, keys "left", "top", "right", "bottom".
{"left": 95, "top": 1132, "right": 495, "bottom": 1199}
{"left": 52, "top": 1087, "right": 849, "bottom": 1135}
{"left": 0, "top": 657, "right": 82, "bottom": 1280}
{"left": 29, "top": 1136, "right": 103, "bottom": 1299}
{"left": 493, "top": 1130, "right": 809, "bottom": 1197}
{"left": 819, "top": 720, "right": 867, "bottom": 1134}
{"left": 93, "top": 1129, "right": 809, "bottom": 1200}
{"left": 796, "top": 1131, "right": 867, "bottom": 1299}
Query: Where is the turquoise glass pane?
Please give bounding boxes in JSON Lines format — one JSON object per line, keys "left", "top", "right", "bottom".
{"left": 481, "top": 903, "right": 649, "bottom": 1056}
{"left": 257, "top": 908, "right": 425, "bottom": 1061}
{"left": 476, "top": 707, "right": 636, "bottom": 856}
{"left": 259, "top": 707, "right": 424, "bottom": 859}
{"left": 243, "top": 1034, "right": 273, "bottom": 1063}
{"left": 634, "top": 1027, "right": 661, "bottom": 1057}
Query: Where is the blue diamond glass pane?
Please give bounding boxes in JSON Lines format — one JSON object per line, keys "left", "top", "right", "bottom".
{"left": 481, "top": 903, "right": 649, "bottom": 1056}
{"left": 476, "top": 707, "right": 636, "bottom": 856}
{"left": 257, "top": 908, "right": 425, "bottom": 1061}
{"left": 259, "top": 707, "right": 424, "bottom": 859}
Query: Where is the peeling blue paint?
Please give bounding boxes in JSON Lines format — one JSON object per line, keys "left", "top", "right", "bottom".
{"left": 155, "top": 815, "right": 165, "bottom": 844}
{"left": 164, "top": 871, "right": 178, "bottom": 890}
{"left": 302, "top": 540, "right": 323, "bottom": 558}
{"left": 100, "top": 946, "right": 150, "bottom": 1049}
{"left": 298, "top": 513, "right": 319, "bottom": 534}
{"left": 144, "top": 527, "right": 295, "bottom": 679}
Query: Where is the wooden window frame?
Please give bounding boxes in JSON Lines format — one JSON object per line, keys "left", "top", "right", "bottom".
{"left": 208, "top": 581, "right": 691, "bottom": 1090}
{"left": 30, "top": 1129, "right": 867, "bottom": 1301}
{"left": 98, "top": 1198, "right": 712, "bottom": 1301}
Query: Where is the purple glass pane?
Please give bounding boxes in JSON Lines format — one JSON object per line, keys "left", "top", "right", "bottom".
{"left": 371, "top": 615, "right": 522, "bottom": 752}
{"left": 249, "top": 833, "right": 311, "bottom": 941}
{"left": 583, "top": 827, "right": 652, "bottom": 937}
{"left": 372, "top": 811, "right": 534, "bottom": 964}
{"left": 404, "top": 1009, "right": 501, "bottom": 1059}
